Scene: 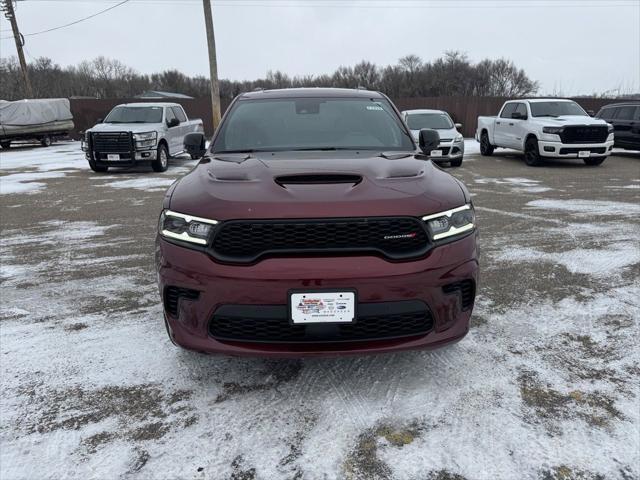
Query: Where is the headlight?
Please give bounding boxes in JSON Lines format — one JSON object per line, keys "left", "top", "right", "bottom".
{"left": 607, "top": 124, "right": 614, "bottom": 133}
{"left": 422, "top": 204, "right": 475, "bottom": 241}
{"left": 542, "top": 127, "right": 564, "bottom": 134}
{"left": 133, "top": 131, "right": 157, "bottom": 149}
{"left": 454, "top": 134, "right": 463, "bottom": 143}
{"left": 81, "top": 132, "right": 89, "bottom": 151}
{"left": 159, "top": 210, "right": 218, "bottom": 245}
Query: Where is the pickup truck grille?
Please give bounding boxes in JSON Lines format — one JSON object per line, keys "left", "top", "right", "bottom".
{"left": 91, "top": 132, "right": 133, "bottom": 152}
{"left": 560, "top": 126, "right": 608, "bottom": 144}
{"left": 210, "top": 217, "right": 430, "bottom": 263}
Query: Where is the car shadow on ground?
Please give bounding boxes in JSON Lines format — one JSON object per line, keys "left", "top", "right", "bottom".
{"left": 485, "top": 150, "right": 610, "bottom": 168}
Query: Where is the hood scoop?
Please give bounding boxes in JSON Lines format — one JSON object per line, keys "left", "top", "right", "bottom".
{"left": 275, "top": 174, "right": 362, "bottom": 186}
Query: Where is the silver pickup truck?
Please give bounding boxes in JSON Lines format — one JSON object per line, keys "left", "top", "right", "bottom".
{"left": 82, "top": 102, "right": 204, "bottom": 172}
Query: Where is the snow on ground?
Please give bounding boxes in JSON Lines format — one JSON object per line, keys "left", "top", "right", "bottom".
{"left": 473, "top": 176, "right": 552, "bottom": 194}
{"left": 526, "top": 198, "right": 640, "bottom": 217}
{"left": 0, "top": 141, "right": 197, "bottom": 196}
{"left": 0, "top": 144, "right": 639, "bottom": 479}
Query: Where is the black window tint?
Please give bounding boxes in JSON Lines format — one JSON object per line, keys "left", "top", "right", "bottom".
{"left": 616, "top": 106, "right": 636, "bottom": 120}
{"left": 634, "top": 107, "right": 640, "bottom": 121}
{"left": 514, "top": 103, "right": 527, "bottom": 117}
{"left": 500, "top": 103, "right": 516, "bottom": 118}
{"left": 165, "top": 107, "right": 177, "bottom": 124}
{"left": 172, "top": 106, "right": 187, "bottom": 122}
{"left": 597, "top": 107, "right": 611, "bottom": 120}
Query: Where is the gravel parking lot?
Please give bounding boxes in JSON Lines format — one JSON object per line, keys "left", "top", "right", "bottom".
{"left": 1, "top": 141, "right": 638, "bottom": 480}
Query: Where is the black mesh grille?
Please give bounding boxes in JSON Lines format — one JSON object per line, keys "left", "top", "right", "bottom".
{"left": 559, "top": 126, "right": 608, "bottom": 144}
{"left": 442, "top": 280, "right": 475, "bottom": 310}
{"left": 164, "top": 286, "right": 200, "bottom": 316}
{"left": 209, "top": 301, "right": 434, "bottom": 343}
{"left": 210, "top": 217, "right": 429, "bottom": 263}
{"left": 559, "top": 147, "right": 606, "bottom": 155}
{"left": 92, "top": 132, "right": 133, "bottom": 153}
{"left": 435, "top": 147, "right": 451, "bottom": 155}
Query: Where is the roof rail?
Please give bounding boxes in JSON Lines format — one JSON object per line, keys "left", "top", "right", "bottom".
{"left": 253, "top": 87, "right": 265, "bottom": 92}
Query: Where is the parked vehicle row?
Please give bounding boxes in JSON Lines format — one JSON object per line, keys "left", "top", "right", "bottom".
{"left": 81, "top": 102, "right": 204, "bottom": 172}
{"left": 476, "top": 99, "right": 615, "bottom": 166}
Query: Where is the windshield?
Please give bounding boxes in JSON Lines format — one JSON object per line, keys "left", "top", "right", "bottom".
{"left": 211, "top": 97, "right": 414, "bottom": 153}
{"left": 104, "top": 106, "right": 163, "bottom": 123}
{"left": 406, "top": 113, "right": 453, "bottom": 130}
{"left": 530, "top": 101, "right": 587, "bottom": 118}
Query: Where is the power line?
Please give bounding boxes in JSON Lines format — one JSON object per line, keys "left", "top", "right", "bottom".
{"left": 0, "top": 0, "right": 130, "bottom": 39}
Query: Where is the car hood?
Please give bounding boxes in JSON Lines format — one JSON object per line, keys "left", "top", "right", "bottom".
{"left": 168, "top": 151, "right": 467, "bottom": 221}
{"left": 410, "top": 127, "right": 458, "bottom": 141}
{"left": 88, "top": 122, "right": 163, "bottom": 133}
{"left": 529, "top": 115, "right": 609, "bottom": 127}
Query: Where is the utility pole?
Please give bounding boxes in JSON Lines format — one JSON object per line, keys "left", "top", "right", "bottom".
{"left": 202, "top": 0, "right": 221, "bottom": 130}
{"left": 2, "top": 0, "right": 33, "bottom": 98}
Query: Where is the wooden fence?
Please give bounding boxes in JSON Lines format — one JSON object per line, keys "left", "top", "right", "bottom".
{"left": 69, "top": 96, "right": 626, "bottom": 140}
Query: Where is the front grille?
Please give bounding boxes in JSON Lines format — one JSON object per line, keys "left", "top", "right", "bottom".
{"left": 436, "top": 147, "right": 451, "bottom": 155}
{"left": 209, "top": 301, "right": 434, "bottom": 343}
{"left": 210, "top": 217, "right": 429, "bottom": 263}
{"left": 442, "top": 280, "right": 475, "bottom": 310}
{"left": 164, "top": 286, "right": 199, "bottom": 316}
{"left": 559, "top": 147, "right": 606, "bottom": 155}
{"left": 92, "top": 132, "right": 133, "bottom": 153}
{"left": 559, "top": 126, "right": 608, "bottom": 144}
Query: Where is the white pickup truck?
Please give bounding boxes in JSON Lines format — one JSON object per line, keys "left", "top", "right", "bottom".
{"left": 476, "top": 99, "right": 614, "bottom": 166}
{"left": 82, "top": 102, "right": 204, "bottom": 172}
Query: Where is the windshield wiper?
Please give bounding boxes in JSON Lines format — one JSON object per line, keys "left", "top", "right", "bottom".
{"left": 290, "top": 147, "right": 353, "bottom": 151}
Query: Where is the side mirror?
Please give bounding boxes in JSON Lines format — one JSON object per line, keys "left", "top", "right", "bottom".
{"left": 418, "top": 128, "right": 440, "bottom": 155}
{"left": 167, "top": 118, "right": 180, "bottom": 128}
{"left": 455, "top": 123, "right": 462, "bottom": 129}
{"left": 511, "top": 112, "right": 527, "bottom": 120}
{"left": 587, "top": 110, "right": 595, "bottom": 117}
{"left": 184, "top": 132, "right": 206, "bottom": 158}
{"left": 96, "top": 118, "right": 103, "bottom": 124}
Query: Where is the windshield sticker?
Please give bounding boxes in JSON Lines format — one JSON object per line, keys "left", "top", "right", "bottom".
{"left": 366, "top": 105, "right": 384, "bottom": 111}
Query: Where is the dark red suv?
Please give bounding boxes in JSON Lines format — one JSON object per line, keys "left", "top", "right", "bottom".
{"left": 156, "top": 88, "right": 478, "bottom": 357}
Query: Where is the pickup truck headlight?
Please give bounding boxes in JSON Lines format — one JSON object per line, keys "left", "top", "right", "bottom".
{"left": 542, "top": 127, "right": 564, "bottom": 134}
{"left": 454, "top": 134, "right": 463, "bottom": 143}
{"left": 81, "top": 132, "right": 88, "bottom": 151}
{"left": 422, "top": 204, "right": 475, "bottom": 241}
{"left": 607, "top": 124, "right": 614, "bottom": 133}
{"left": 133, "top": 131, "right": 157, "bottom": 149}
{"left": 159, "top": 210, "right": 218, "bottom": 245}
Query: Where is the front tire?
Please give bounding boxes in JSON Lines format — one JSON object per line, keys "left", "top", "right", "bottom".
{"left": 40, "top": 136, "right": 52, "bottom": 147}
{"left": 524, "top": 137, "right": 543, "bottom": 167}
{"left": 89, "top": 159, "right": 108, "bottom": 173}
{"left": 450, "top": 157, "right": 463, "bottom": 167}
{"left": 583, "top": 157, "right": 606, "bottom": 166}
{"left": 0, "top": 141, "right": 10, "bottom": 149}
{"left": 480, "top": 132, "right": 494, "bottom": 156}
{"left": 152, "top": 143, "right": 169, "bottom": 172}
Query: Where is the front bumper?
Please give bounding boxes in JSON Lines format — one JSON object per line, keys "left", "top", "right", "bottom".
{"left": 431, "top": 141, "right": 464, "bottom": 161}
{"left": 537, "top": 139, "right": 614, "bottom": 158}
{"left": 156, "top": 233, "right": 479, "bottom": 357}
{"left": 86, "top": 149, "right": 157, "bottom": 167}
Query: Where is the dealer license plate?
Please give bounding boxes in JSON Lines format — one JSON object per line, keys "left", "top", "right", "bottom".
{"left": 290, "top": 291, "right": 356, "bottom": 324}
{"left": 107, "top": 154, "right": 121, "bottom": 161}
{"left": 578, "top": 150, "right": 591, "bottom": 158}
{"left": 430, "top": 150, "right": 443, "bottom": 157}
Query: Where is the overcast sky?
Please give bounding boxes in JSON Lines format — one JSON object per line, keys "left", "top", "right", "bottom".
{"left": 1, "top": 0, "right": 639, "bottom": 95}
